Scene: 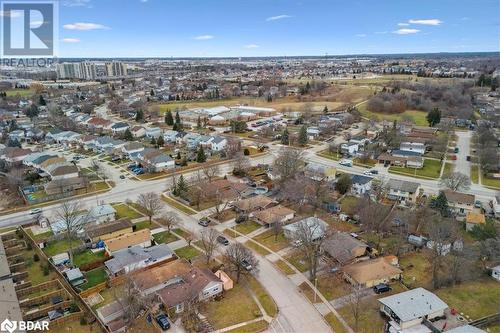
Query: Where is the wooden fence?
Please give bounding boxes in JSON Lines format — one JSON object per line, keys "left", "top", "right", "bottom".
{"left": 20, "top": 227, "right": 108, "bottom": 333}
{"left": 80, "top": 282, "right": 107, "bottom": 299}
{"left": 17, "top": 280, "right": 60, "bottom": 298}
{"left": 24, "top": 300, "right": 74, "bottom": 321}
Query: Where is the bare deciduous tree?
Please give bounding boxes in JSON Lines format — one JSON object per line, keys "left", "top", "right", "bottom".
{"left": 224, "top": 243, "right": 259, "bottom": 283}
{"left": 357, "top": 198, "right": 392, "bottom": 251}
{"left": 114, "top": 277, "right": 148, "bottom": 328}
{"left": 292, "top": 218, "right": 327, "bottom": 282}
{"left": 54, "top": 200, "right": 88, "bottom": 264}
{"left": 345, "top": 284, "right": 365, "bottom": 331}
{"left": 232, "top": 153, "right": 250, "bottom": 176}
{"left": 199, "top": 228, "right": 219, "bottom": 264}
{"left": 439, "top": 172, "right": 471, "bottom": 192}
{"left": 156, "top": 211, "right": 178, "bottom": 233}
{"left": 273, "top": 148, "right": 304, "bottom": 184}
{"left": 210, "top": 189, "right": 229, "bottom": 220}
{"left": 202, "top": 164, "right": 220, "bottom": 183}
{"left": 136, "top": 192, "right": 163, "bottom": 223}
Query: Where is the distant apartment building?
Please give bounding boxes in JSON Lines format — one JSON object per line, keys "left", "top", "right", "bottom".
{"left": 57, "top": 61, "right": 127, "bottom": 80}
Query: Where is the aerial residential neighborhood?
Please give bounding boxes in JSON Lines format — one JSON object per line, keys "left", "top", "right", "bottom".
{"left": 0, "top": 1, "right": 498, "bottom": 333}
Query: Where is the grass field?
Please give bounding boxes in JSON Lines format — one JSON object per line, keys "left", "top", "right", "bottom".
{"left": 389, "top": 158, "right": 442, "bottom": 179}
{"left": 400, "top": 252, "right": 432, "bottom": 289}
{"left": 274, "top": 260, "right": 296, "bottom": 275}
{"left": 234, "top": 220, "right": 262, "bottom": 235}
{"left": 471, "top": 165, "right": 479, "bottom": 184}
{"left": 204, "top": 282, "right": 261, "bottom": 329}
{"left": 324, "top": 313, "right": 349, "bottom": 333}
{"left": 317, "top": 150, "right": 341, "bottom": 161}
{"left": 443, "top": 162, "right": 453, "bottom": 175}
{"left": 481, "top": 173, "right": 500, "bottom": 189}
{"left": 247, "top": 276, "right": 277, "bottom": 317}
{"left": 174, "top": 245, "right": 200, "bottom": 260}
{"left": 152, "top": 231, "right": 178, "bottom": 244}
{"left": 225, "top": 320, "right": 268, "bottom": 333}
{"left": 161, "top": 195, "right": 197, "bottom": 215}
{"left": 435, "top": 279, "right": 500, "bottom": 319}
{"left": 4, "top": 88, "right": 35, "bottom": 97}
{"left": 80, "top": 267, "right": 107, "bottom": 290}
{"left": 112, "top": 203, "right": 143, "bottom": 219}
{"left": 73, "top": 250, "right": 106, "bottom": 267}
{"left": 43, "top": 238, "right": 84, "bottom": 257}
{"left": 358, "top": 103, "right": 428, "bottom": 126}
{"left": 244, "top": 240, "right": 271, "bottom": 256}
{"left": 253, "top": 230, "right": 289, "bottom": 252}
{"left": 134, "top": 220, "right": 153, "bottom": 231}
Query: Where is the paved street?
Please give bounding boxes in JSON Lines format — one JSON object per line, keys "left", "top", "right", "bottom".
{"left": 454, "top": 130, "right": 472, "bottom": 177}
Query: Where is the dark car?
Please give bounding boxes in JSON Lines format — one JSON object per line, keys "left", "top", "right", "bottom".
{"left": 241, "top": 259, "right": 252, "bottom": 271}
{"left": 217, "top": 235, "right": 229, "bottom": 246}
{"left": 156, "top": 314, "right": 170, "bottom": 331}
{"left": 119, "top": 175, "right": 126, "bottom": 179}
{"left": 235, "top": 215, "right": 248, "bottom": 224}
{"left": 466, "top": 155, "right": 471, "bottom": 161}
{"left": 373, "top": 283, "right": 391, "bottom": 294}
{"left": 198, "top": 217, "right": 210, "bottom": 227}
{"left": 454, "top": 147, "right": 459, "bottom": 153}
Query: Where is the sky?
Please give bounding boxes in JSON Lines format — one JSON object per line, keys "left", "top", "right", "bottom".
{"left": 51, "top": 0, "right": 500, "bottom": 57}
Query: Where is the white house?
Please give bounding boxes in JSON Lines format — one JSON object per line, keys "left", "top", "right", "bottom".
{"left": 210, "top": 136, "right": 227, "bottom": 151}
{"left": 350, "top": 175, "right": 373, "bottom": 195}
{"left": 341, "top": 142, "right": 359, "bottom": 156}
{"left": 88, "top": 204, "right": 116, "bottom": 224}
{"left": 145, "top": 127, "right": 162, "bottom": 138}
{"left": 400, "top": 142, "right": 426, "bottom": 155}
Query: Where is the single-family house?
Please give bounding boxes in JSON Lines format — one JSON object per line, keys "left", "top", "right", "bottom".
{"left": 131, "top": 260, "right": 223, "bottom": 313}
{"left": 88, "top": 204, "right": 116, "bottom": 224}
{"left": 104, "top": 229, "right": 152, "bottom": 255}
{"left": 283, "top": 216, "right": 328, "bottom": 241}
{"left": 443, "top": 190, "right": 475, "bottom": 216}
{"left": 85, "top": 218, "right": 134, "bottom": 243}
{"left": 141, "top": 150, "right": 175, "bottom": 172}
{"left": 65, "top": 268, "right": 85, "bottom": 287}
{"left": 386, "top": 179, "right": 421, "bottom": 204}
{"left": 400, "top": 142, "right": 426, "bottom": 155}
{"left": 121, "top": 142, "right": 144, "bottom": 157}
{"left": 305, "top": 163, "right": 336, "bottom": 181}
{"left": 210, "top": 136, "right": 227, "bottom": 151}
{"left": 231, "top": 195, "right": 277, "bottom": 214}
{"left": 214, "top": 270, "right": 233, "bottom": 291}
{"left": 110, "top": 122, "right": 130, "bottom": 134}
{"left": 252, "top": 205, "right": 295, "bottom": 227}
{"left": 378, "top": 288, "right": 448, "bottom": 332}
{"left": 46, "top": 164, "right": 79, "bottom": 180}
{"left": 130, "top": 126, "right": 146, "bottom": 138}
{"left": 351, "top": 175, "right": 373, "bottom": 195}
{"left": 343, "top": 257, "right": 402, "bottom": 287}
{"left": 145, "top": 127, "right": 162, "bottom": 138}
{"left": 322, "top": 232, "right": 370, "bottom": 265}
{"left": 341, "top": 142, "right": 359, "bottom": 156}
{"left": 306, "top": 127, "right": 321, "bottom": 140}
{"left": 104, "top": 244, "right": 175, "bottom": 277}
{"left": 163, "top": 130, "right": 179, "bottom": 143}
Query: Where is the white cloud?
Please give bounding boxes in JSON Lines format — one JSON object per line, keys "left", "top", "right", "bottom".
{"left": 62, "top": 38, "right": 80, "bottom": 43}
{"left": 63, "top": 22, "right": 110, "bottom": 30}
{"left": 408, "top": 19, "right": 443, "bottom": 26}
{"left": 397, "top": 23, "right": 409, "bottom": 26}
{"left": 63, "top": 0, "right": 91, "bottom": 7}
{"left": 194, "top": 35, "right": 214, "bottom": 40}
{"left": 355, "top": 34, "right": 367, "bottom": 37}
{"left": 266, "top": 14, "right": 292, "bottom": 22}
{"left": 244, "top": 44, "right": 259, "bottom": 49}
{"left": 393, "top": 28, "right": 420, "bottom": 35}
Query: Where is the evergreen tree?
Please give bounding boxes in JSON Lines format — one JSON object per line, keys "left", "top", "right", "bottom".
{"left": 176, "top": 151, "right": 181, "bottom": 160}
{"left": 135, "top": 109, "right": 144, "bottom": 122}
{"left": 172, "top": 122, "right": 179, "bottom": 131}
{"left": 281, "top": 128, "right": 290, "bottom": 145}
{"left": 431, "top": 191, "right": 449, "bottom": 217}
{"left": 165, "top": 110, "right": 174, "bottom": 125}
{"left": 150, "top": 136, "right": 156, "bottom": 146}
{"left": 26, "top": 104, "right": 39, "bottom": 120}
{"left": 150, "top": 89, "right": 155, "bottom": 96}
{"left": 196, "top": 146, "right": 206, "bottom": 163}
{"left": 38, "top": 95, "right": 46, "bottom": 106}
{"left": 323, "top": 106, "right": 328, "bottom": 114}
{"left": 298, "top": 125, "right": 308, "bottom": 146}
{"left": 426, "top": 107, "right": 441, "bottom": 127}
{"left": 197, "top": 116, "right": 202, "bottom": 129}
{"left": 122, "top": 128, "right": 133, "bottom": 141}
{"left": 177, "top": 175, "right": 188, "bottom": 195}
{"left": 156, "top": 135, "right": 164, "bottom": 147}
{"left": 174, "top": 110, "right": 182, "bottom": 130}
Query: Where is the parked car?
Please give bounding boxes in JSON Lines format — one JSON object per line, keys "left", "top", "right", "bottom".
{"left": 474, "top": 200, "right": 482, "bottom": 209}
{"left": 30, "top": 208, "right": 42, "bottom": 215}
{"left": 369, "top": 169, "right": 379, "bottom": 175}
{"left": 466, "top": 155, "right": 471, "bottom": 161}
{"left": 235, "top": 215, "right": 248, "bottom": 224}
{"left": 339, "top": 159, "right": 353, "bottom": 167}
{"left": 156, "top": 314, "right": 170, "bottom": 331}
{"left": 119, "top": 175, "right": 126, "bottom": 179}
{"left": 454, "top": 147, "right": 459, "bottom": 153}
{"left": 217, "top": 235, "right": 229, "bottom": 246}
{"left": 111, "top": 156, "right": 121, "bottom": 162}
{"left": 241, "top": 259, "right": 252, "bottom": 271}
{"left": 373, "top": 283, "right": 391, "bottom": 294}
{"left": 198, "top": 217, "right": 210, "bottom": 227}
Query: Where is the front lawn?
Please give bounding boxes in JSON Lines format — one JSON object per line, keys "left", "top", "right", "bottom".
{"left": 471, "top": 165, "right": 479, "bottom": 183}
{"left": 253, "top": 230, "right": 289, "bottom": 252}
{"left": 317, "top": 150, "right": 341, "bottom": 161}
{"left": 285, "top": 251, "right": 309, "bottom": 273}
{"left": 203, "top": 282, "right": 261, "bottom": 329}
{"left": 244, "top": 241, "right": 271, "bottom": 256}
{"left": 389, "top": 158, "right": 442, "bottom": 179}
{"left": 134, "top": 220, "right": 153, "bottom": 231}
{"left": 247, "top": 276, "right": 277, "bottom": 317}
{"left": 481, "top": 173, "right": 500, "bottom": 189}
{"left": 234, "top": 220, "right": 262, "bottom": 235}
{"left": 161, "top": 195, "right": 197, "bottom": 215}
{"left": 324, "top": 313, "right": 348, "bottom": 333}
{"left": 80, "top": 267, "right": 107, "bottom": 290}
{"left": 43, "top": 238, "right": 84, "bottom": 257}
{"left": 73, "top": 250, "right": 106, "bottom": 267}
{"left": 112, "top": 203, "right": 142, "bottom": 219}
{"left": 174, "top": 246, "right": 200, "bottom": 260}
{"left": 153, "top": 231, "right": 178, "bottom": 244}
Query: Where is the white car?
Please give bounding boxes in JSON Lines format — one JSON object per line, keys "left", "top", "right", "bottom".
{"left": 30, "top": 208, "right": 42, "bottom": 215}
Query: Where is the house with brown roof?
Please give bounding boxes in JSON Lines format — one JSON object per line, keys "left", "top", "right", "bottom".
{"left": 465, "top": 212, "right": 486, "bottom": 231}
{"left": 44, "top": 177, "right": 86, "bottom": 195}
{"left": 104, "top": 229, "right": 151, "bottom": 255}
{"left": 0, "top": 147, "right": 32, "bottom": 165}
{"left": 322, "top": 232, "right": 370, "bottom": 265}
{"left": 85, "top": 218, "right": 134, "bottom": 243}
{"left": 131, "top": 260, "right": 223, "bottom": 313}
{"left": 343, "top": 257, "right": 402, "bottom": 287}
{"left": 231, "top": 195, "right": 277, "bottom": 214}
{"left": 443, "top": 190, "right": 475, "bottom": 217}
{"left": 252, "top": 204, "right": 295, "bottom": 227}
{"left": 198, "top": 179, "right": 251, "bottom": 202}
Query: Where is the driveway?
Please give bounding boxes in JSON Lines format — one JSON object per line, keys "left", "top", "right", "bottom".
{"left": 454, "top": 130, "right": 472, "bottom": 178}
